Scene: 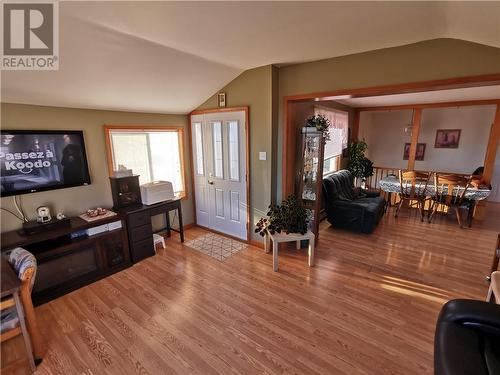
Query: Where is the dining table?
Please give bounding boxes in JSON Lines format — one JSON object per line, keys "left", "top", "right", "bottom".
{"left": 378, "top": 175, "right": 492, "bottom": 226}
{"left": 378, "top": 175, "right": 492, "bottom": 201}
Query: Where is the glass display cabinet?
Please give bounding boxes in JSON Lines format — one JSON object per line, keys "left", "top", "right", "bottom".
{"left": 295, "top": 128, "right": 325, "bottom": 241}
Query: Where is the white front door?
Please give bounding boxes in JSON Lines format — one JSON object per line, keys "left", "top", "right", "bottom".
{"left": 191, "top": 110, "right": 248, "bottom": 240}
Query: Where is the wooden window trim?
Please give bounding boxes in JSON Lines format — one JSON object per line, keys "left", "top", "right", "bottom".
{"left": 103, "top": 125, "right": 188, "bottom": 200}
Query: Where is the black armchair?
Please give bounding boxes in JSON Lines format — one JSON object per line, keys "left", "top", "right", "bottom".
{"left": 322, "top": 170, "right": 385, "bottom": 234}
{"left": 435, "top": 299, "right": 500, "bottom": 375}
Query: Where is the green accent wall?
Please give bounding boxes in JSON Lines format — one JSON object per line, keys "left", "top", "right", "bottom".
{"left": 196, "top": 65, "right": 278, "bottom": 241}
{"left": 277, "top": 38, "right": 500, "bottom": 199}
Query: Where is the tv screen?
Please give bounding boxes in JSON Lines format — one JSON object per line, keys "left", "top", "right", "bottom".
{"left": 0, "top": 130, "right": 91, "bottom": 197}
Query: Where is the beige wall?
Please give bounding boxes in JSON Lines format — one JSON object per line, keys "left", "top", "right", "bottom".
{"left": 0, "top": 103, "right": 193, "bottom": 233}
{"left": 360, "top": 110, "right": 414, "bottom": 170}
{"left": 196, "top": 65, "right": 276, "bottom": 240}
{"left": 277, "top": 38, "right": 500, "bottom": 199}
{"left": 416, "top": 106, "right": 495, "bottom": 173}
{"left": 360, "top": 105, "right": 496, "bottom": 174}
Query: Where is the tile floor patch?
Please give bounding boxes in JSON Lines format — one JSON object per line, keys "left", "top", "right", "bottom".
{"left": 184, "top": 233, "right": 246, "bottom": 262}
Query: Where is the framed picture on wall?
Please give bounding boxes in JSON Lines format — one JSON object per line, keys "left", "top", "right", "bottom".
{"left": 403, "top": 143, "right": 426, "bottom": 160}
{"left": 435, "top": 129, "right": 461, "bottom": 148}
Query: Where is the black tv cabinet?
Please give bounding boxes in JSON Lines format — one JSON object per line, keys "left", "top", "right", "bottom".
{"left": 1, "top": 214, "right": 131, "bottom": 306}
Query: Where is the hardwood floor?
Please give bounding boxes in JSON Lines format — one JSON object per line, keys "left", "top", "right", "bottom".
{"left": 2, "top": 203, "right": 499, "bottom": 374}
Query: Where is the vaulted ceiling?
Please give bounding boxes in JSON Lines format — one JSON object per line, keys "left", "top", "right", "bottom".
{"left": 2, "top": 1, "right": 499, "bottom": 114}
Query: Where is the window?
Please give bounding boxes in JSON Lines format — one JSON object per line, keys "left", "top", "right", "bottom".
{"left": 212, "top": 121, "right": 224, "bottom": 178}
{"left": 105, "top": 126, "right": 186, "bottom": 198}
{"left": 228, "top": 120, "right": 240, "bottom": 180}
{"left": 193, "top": 122, "right": 204, "bottom": 175}
{"left": 314, "top": 106, "right": 349, "bottom": 176}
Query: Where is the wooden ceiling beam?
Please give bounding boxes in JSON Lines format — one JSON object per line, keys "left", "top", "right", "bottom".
{"left": 357, "top": 99, "right": 500, "bottom": 112}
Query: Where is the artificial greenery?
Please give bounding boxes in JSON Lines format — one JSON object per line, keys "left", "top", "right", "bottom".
{"left": 305, "top": 114, "right": 330, "bottom": 140}
{"left": 346, "top": 140, "right": 374, "bottom": 180}
{"left": 255, "top": 195, "right": 310, "bottom": 237}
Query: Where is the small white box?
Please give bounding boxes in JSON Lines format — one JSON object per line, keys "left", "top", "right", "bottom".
{"left": 86, "top": 224, "right": 109, "bottom": 236}
{"left": 141, "top": 181, "right": 174, "bottom": 205}
{"left": 108, "top": 220, "right": 122, "bottom": 231}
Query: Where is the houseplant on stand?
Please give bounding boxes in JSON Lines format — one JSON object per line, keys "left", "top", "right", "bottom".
{"left": 346, "top": 140, "right": 374, "bottom": 188}
{"left": 255, "top": 195, "right": 310, "bottom": 237}
{"left": 255, "top": 195, "right": 315, "bottom": 271}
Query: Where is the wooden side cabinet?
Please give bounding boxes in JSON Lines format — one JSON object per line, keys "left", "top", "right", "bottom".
{"left": 1, "top": 215, "right": 131, "bottom": 305}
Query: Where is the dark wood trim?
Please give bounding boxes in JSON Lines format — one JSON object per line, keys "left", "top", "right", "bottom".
{"left": 282, "top": 74, "right": 500, "bottom": 198}
{"left": 484, "top": 105, "right": 500, "bottom": 184}
{"left": 188, "top": 107, "right": 251, "bottom": 242}
{"left": 190, "top": 106, "right": 249, "bottom": 115}
{"left": 283, "top": 74, "right": 500, "bottom": 103}
{"left": 407, "top": 109, "right": 422, "bottom": 170}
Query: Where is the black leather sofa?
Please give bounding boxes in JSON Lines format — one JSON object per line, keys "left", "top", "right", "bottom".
{"left": 322, "top": 170, "right": 386, "bottom": 234}
{"left": 435, "top": 299, "right": 500, "bottom": 375}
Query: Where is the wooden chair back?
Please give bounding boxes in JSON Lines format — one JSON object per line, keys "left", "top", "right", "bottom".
{"left": 4, "top": 250, "right": 45, "bottom": 360}
{"left": 434, "top": 173, "right": 471, "bottom": 207}
{"left": 398, "top": 170, "right": 431, "bottom": 199}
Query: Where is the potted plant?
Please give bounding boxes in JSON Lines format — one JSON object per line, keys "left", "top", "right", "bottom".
{"left": 255, "top": 195, "right": 310, "bottom": 237}
{"left": 304, "top": 114, "right": 331, "bottom": 140}
{"left": 346, "top": 140, "right": 374, "bottom": 187}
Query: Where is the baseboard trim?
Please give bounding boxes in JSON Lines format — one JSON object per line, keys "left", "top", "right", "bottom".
{"left": 249, "top": 239, "right": 265, "bottom": 249}
{"left": 183, "top": 223, "right": 196, "bottom": 230}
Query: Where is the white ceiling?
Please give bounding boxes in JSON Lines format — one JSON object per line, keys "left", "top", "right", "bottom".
{"left": 335, "top": 85, "right": 500, "bottom": 108}
{"left": 2, "top": 1, "right": 500, "bottom": 114}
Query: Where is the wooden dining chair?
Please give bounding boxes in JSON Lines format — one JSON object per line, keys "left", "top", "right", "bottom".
{"left": 395, "top": 170, "right": 431, "bottom": 221}
{"left": 428, "top": 173, "right": 471, "bottom": 227}
{"left": 1, "top": 248, "right": 44, "bottom": 371}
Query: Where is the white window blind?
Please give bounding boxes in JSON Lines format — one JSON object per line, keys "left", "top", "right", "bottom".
{"left": 314, "top": 106, "right": 349, "bottom": 176}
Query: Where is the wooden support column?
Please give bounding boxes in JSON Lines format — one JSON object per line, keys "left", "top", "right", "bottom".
{"left": 407, "top": 108, "right": 422, "bottom": 170}
{"left": 352, "top": 110, "right": 360, "bottom": 142}
{"left": 483, "top": 104, "right": 500, "bottom": 185}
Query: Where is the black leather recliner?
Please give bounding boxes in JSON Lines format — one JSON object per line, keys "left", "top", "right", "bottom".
{"left": 435, "top": 299, "right": 500, "bottom": 375}
{"left": 322, "top": 170, "right": 385, "bottom": 234}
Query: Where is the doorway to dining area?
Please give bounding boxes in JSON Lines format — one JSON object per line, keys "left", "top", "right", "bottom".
{"left": 286, "top": 83, "right": 500, "bottom": 235}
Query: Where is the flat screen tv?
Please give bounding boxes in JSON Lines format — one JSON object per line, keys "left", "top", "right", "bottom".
{"left": 1, "top": 130, "right": 91, "bottom": 197}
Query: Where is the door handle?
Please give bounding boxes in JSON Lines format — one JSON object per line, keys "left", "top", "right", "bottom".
{"left": 208, "top": 180, "right": 214, "bottom": 185}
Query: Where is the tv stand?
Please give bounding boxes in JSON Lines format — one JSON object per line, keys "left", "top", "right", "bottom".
{"left": 1, "top": 214, "right": 131, "bottom": 305}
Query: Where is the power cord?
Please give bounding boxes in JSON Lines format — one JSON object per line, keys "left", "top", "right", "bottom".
{"left": 1, "top": 196, "right": 29, "bottom": 222}
{"left": 13, "top": 195, "right": 28, "bottom": 222}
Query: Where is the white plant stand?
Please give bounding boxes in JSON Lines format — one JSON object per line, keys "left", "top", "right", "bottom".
{"left": 264, "top": 230, "right": 315, "bottom": 272}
